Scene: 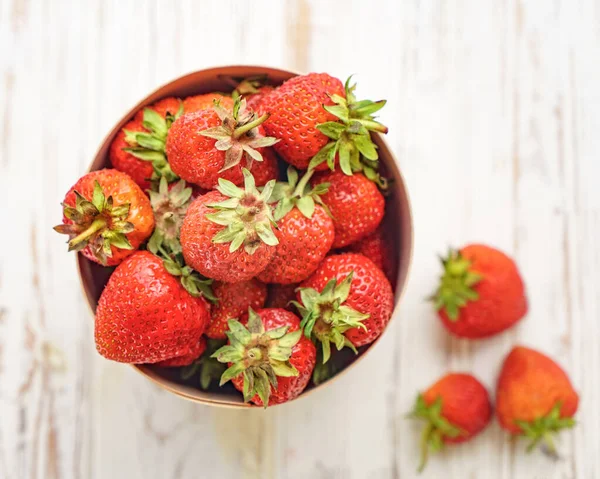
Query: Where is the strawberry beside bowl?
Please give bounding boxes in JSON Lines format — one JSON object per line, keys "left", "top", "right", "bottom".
{"left": 76, "top": 66, "right": 413, "bottom": 407}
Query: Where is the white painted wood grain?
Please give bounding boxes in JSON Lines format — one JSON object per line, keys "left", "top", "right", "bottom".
{"left": 0, "top": 0, "right": 599, "bottom": 478}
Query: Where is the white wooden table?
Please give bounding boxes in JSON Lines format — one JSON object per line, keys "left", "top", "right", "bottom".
{"left": 1, "top": 1, "right": 599, "bottom": 477}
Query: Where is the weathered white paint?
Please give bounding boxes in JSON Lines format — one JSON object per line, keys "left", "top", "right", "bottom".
{"left": 0, "top": 0, "right": 599, "bottom": 478}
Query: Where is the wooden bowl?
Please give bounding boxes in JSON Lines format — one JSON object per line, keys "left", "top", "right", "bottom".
{"left": 77, "top": 66, "right": 413, "bottom": 407}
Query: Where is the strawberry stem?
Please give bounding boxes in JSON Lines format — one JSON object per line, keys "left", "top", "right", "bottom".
{"left": 68, "top": 217, "right": 106, "bottom": 250}
{"left": 233, "top": 113, "right": 270, "bottom": 139}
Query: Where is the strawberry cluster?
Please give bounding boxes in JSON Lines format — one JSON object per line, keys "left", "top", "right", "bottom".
{"left": 55, "top": 73, "right": 396, "bottom": 408}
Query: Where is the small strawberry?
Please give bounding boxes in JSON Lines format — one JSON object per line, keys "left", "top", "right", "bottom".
{"left": 110, "top": 99, "right": 183, "bottom": 189}
{"left": 431, "top": 245, "right": 528, "bottom": 339}
{"left": 180, "top": 169, "right": 279, "bottom": 283}
{"left": 95, "top": 251, "right": 211, "bottom": 364}
{"left": 179, "top": 338, "right": 228, "bottom": 390}
{"left": 54, "top": 169, "right": 154, "bottom": 266}
{"left": 207, "top": 279, "right": 268, "bottom": 339}
{"left": 496, "top": 346, "right": 578, "bottom": 455}
{"left": 230, "top": 75, "right": 275, "bottom": 113}
{"left": 166, "top": 96, "right": 279, "bottom": 189}
{"left": 257, "top": 167, "right": 335, "bottom": 284}
{"left": 266, "top": 283, "right": 298, "bottom": 310}
{"left": 345, "top": 225, "right": 397, "bottom": 289}
{"left": 155, "top": 337, "right": 207, "bottom": 367}
{"left": 295, "top": 253, "right": 394, "bottom": 361}
{"left": 263, "top": 73, "right": 344, "bottom": 170}
{"left": 408, "top": 373, "right": 492, "bottom": 472}
{"left": 182, "top": 93, "right": 233, "bottom": 113}
{"left": 213, "top": 308, "right": 316, "bottom": 407}
{"left": 312, "top": 170, "right": 385, "bottom": 248}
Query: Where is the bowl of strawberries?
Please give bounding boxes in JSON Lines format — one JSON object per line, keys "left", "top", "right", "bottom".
{"left": 56, "top": 66, "right": 413, "bottom": 407}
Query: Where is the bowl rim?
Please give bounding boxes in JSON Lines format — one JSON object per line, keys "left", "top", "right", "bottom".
{"left": 77, "top": 65, "right": 414, "bottom": 408}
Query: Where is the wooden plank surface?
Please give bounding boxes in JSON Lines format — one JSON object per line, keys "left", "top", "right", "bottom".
{"left": 0, "top": 0, "right": 599, "bottom": 477}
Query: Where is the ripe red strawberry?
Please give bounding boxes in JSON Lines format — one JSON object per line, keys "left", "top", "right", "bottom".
{"left": 266, "top": 283, "right": 298, "bottom": 310}
{"left": 311, "top": 170, "right": 385, "bottom": 248}
{"left": 263, "top": 73, "right": 344, "bottom": 170}
{"left": 257, "top": 167, "right": 335, "bottom": 284}
{"left": 95, "top": 251, "right": 211, "bottom": 363}
{"left": 207, "top": 279, "right": 267, "bottom": 339}
{"left": 432, "top": 244, "right": 528, "bottom": 339}
{"left": 233, "top": 76, "right": 275, "bottom": 113}
{"left": 166, "top": 96, "right": 279, "bottom": 189}
{"left": 345, "top": 225, "right": 397, "bottom": 289}
{"left": 54, "top": 169, "right": 154, "bottom": 266}
{"left": 496, "top": 346, "right": 578, "bottom": 454}
{"left": 110, "top": 98, "right": 182, "bottom": 189}
{"left": 296, "top": 253, "right": 394, "bottom": 361}
{"left": 180, "top": 169, "right": 279, "bottom": 282}
{"left": 213, "top": 308, "right": 316, "bottom": 407}
{"left": 155, "top": 337, "right": 207, "bottom": 367}
{"left": 409, "top": 373, "right": 492, "bottom": 471}
{"left": 182, "top": 93, "right": 233, "bottom": 113}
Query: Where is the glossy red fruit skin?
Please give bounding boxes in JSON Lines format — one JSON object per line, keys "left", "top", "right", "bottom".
{"left": 95, "top": 251, "right": 210, "bottom": 363}
{"left": 166, "top": 110, "right": 276, "bottom": 189}
{"left": 182, "top": 93, "right": 233, "bottom": 113}
{"left": 61, "top": 169, "right": 154, "bottom": 266}
{"left": 423, "top": 373, "right": 492, "bottom": 443}
{"left": 155, "top": 337, "right": 207, "bottom": 367}
{"left": 312, "top": 171, "right": 385, "bottom": 249}
{"left": 245, "top": 86, "right": 275, "bottom": 114}
{"left": 257, "top": 206, "right": 335, "bottom": 284}
{"left": 133, "top": 97, "right": 181, "bottom": 121}
{"left": 231, "top": 308, "right": 317, "bottom": 406}
{"left": 109, "top": 119, "right": 154, "bottom": 190}
{"left": 299, "top": 253, "right": 394, "bottom": 347}
{"left": 180, "top": 191, "right": 276, "bottom": 283}
{"left": 496, "top": 346, "right": 579, "bottom": 434}
{"left": 266, "top": 283, "right": 298, "bottom": 310}
{"left": 207, "top": 279, "right": 268, "bottom": 339}
{"left": 263, "top": 73, "right": 344, "bottom": 170}
{"left": 439, "top": 245, "right": 528, "bottom": 339}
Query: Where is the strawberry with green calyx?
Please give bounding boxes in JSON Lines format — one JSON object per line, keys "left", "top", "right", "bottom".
{"left": 309, "top": 77, "right": 389, "bottom": 187}
{"left": 256, "top": 167, "right": 335, "bottom": 284}
{"left": 166, "top": 95, "right": 279, "bottom": 190}
{"left": 224, "top": 74, "right": 275, "bottom": 113}
{"left": 213, "top": 308, "right": 313, "bottom": 407}
{"left": 122, "top": 103, "right": 183, "bottom": 183}
{"left": 408, "top": 373, "right": 492, "bottom": 472}
{"left": 293, "top": 273, "right": 368, "bottom": 363}
{"left": 180, "top": 338, "right": 228, "bottom": 390}
{"left": 54, "top": 169, "right": 154, "bottom": 266}
{"left": 180, "top": 169, "right": 279, "bottom": 283}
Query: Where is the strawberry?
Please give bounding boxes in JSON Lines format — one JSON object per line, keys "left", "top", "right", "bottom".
{"left": 179, "top": 338, "right": 228, "bottom": 390}
{"left": 182, "top": 93, "right": 233, "bottom": 113}
{"left": 263, "top": 73, "right": 344, "bottom": 170}
{"left": 496, "top": 346, "right": 578, "bottom": 455}
{"left": 110, "top": 99, "right": 182, "bottom": 189}
{"left": 155, "top": 337, "right": 207, "bottom": 367}
{"left": 345, "top": 225, "right": 397, "bottom": 289}
{"left": 166, "top": 96, "right": 279, "bottom": 189}
{"left": 312, "top": 170, "right": 385, "bottom": 248}
{"left": 95, "top": 251, "right": 211, "bottom": 363}
{"left": 231, "top": 75, "right": 275, "bottom": 113}
{"left": 266, "top": 283, "right": 298, "bottom": 310}
{"left": 431, "top": 244, "right": 528, "bottom": 339}
{"left": 54, "top": 169, "right": 154, "bottom": 266}
{"left": 408, "top": 373, "right": 492, "bottom": 471}
{"left": 180, "top": 169, "right": 279, "bottom": 283}
{"left": 296, "top": 253, "right": 394, "bottom": 361}
{"left": 213, "top": 308, "right": 316, "bottom": 407}
{"left": 257, "top": 167, "right": 335, "bottom": 284}
{"left": 208, "top": 279, "right": 268, "bottom": 339}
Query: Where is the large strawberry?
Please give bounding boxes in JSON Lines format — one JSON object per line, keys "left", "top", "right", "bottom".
{"left": 431, "top": 244, "right": 528, "bottom": 339}
{"left": 496, "top": 346, "right": 578, "bottom": 455}
{"left": 207, "top": 279, "right": 267, "bottom": 339}
{"left": 95, "top": 251, "right": 211, "bottom": 363}
{"left": 166, "top": 96, "right": 279, "bottom": 189}
{"left": 180, "top": 169, "right": 279, "bottom": 282}
{"left": 257, "top": 167, "right": 334, "bottom": 284}
{"left": 54, "top": 169, "right": 154, "bottom": 266}
{"left": 213, "top": 308, "right": 316, "bottom": 407}
{"left": 408, "top": 373, "right": 492, "bottom": 471}
{"left": 263, "top": 73, "right": 344, "bottom": 170}
{"left": 312, "top": 170, "right": 385, "bottom": 248}
{"left": 110, "top": 98, "right": 182, "bottom": 189}
{"left": 295, "top": 253, "right": 394, "bottom": 362}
